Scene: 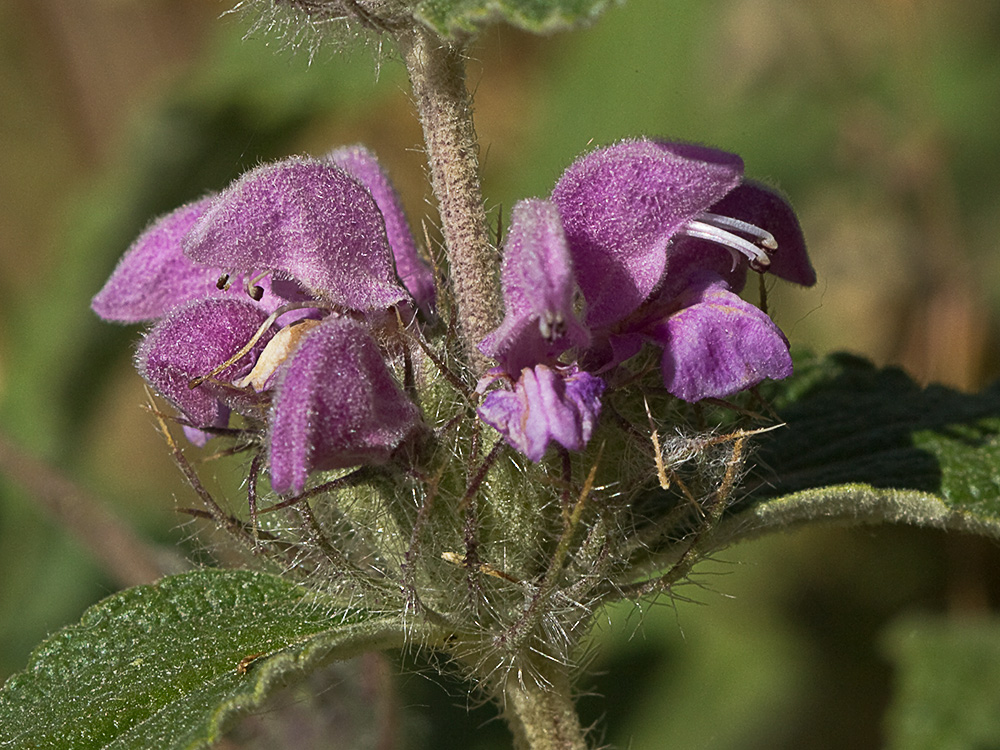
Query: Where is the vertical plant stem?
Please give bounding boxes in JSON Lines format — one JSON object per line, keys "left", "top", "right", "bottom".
{"left": 503, "top": 663, "right": 589, "bottom": 750}
{"left": 397, "top": 26, "right": 501, "bottom": 374}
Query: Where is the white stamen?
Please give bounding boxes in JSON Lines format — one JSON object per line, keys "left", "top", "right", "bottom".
{"left": 680, "top": 213, "right": 776, "bottom": 270}
{"left": 699, "top": 212, "right": 778, "bottom": 250}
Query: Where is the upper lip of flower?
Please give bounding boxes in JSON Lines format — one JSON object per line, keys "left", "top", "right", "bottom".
{"left": 182, "top": 155, "right": 414, "bottom": 312}
{"left": 484, "top": 138, "right": 814, "bottom": 378}
{"left": 92, "top": 146, "right": 436, "bottom": 326}
{"left": 477, "top": 198, "right": 589, "bottom": 376}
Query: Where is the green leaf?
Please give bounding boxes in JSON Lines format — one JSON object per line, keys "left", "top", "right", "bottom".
{"left": 714, "top": 353, "right": 1000, "bottom": 544}
{"left": 413, "top": 0, "right": 621, "bottom": 38}
{"left": 882, "top": 615, "right": 1000, "bottom": 750}
{"left": 0, "top": 569, "right": 411, "bottom": 750}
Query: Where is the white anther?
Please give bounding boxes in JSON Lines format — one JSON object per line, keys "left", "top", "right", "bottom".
{"left": 538, "top": 311, "right": 566, "bottom": 342}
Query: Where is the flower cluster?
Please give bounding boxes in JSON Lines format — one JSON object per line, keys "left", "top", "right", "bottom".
{"left": 476, "top": 139, "right": 814, "bottom": 460}
{"left": 92, "top": 146, "right": 433, "bottom": 494}
{"left": 93, "top": 138, "right": 812, "bottom": 494}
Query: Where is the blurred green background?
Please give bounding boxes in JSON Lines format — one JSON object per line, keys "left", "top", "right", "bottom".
{"left": 2, "top": 0, "right": 1000, "bottom": 747}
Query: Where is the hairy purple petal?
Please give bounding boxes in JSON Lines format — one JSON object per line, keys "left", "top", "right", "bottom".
{"left": 137, "top": 298, "right": 273, "bottom": 429}
{"left": 92, "top": 197, "right": 220, "bottom": 322}
{"left": 478, "top": 365, "right": 604, "bottom": 461}
{"left": 658, "top": 237, "right": 751, "bottom": 299}
{"left": 91, "top": 194, "right": 319, "bottom": 323}
{"left": 479, "top": 199, "right": 589, "bottom": 373}
{"left": 648, "top": 274, "right": 792, "bottom": 402}
{"left": 552, "top": 139, "right": 744, "bottom": 329}
{"left": 268, "top": 317, "right": 424, "bottom": 494}
{"left": 185, "top": 157, "right": 410, "bottom": 312}
{"left": 326, "top": 145, "right": 436, "bottom": 313}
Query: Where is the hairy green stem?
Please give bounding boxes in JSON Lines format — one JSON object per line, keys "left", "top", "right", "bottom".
{"left": 503, "top": 664, "right": 589, "bottom": 750}
{"left": 396, "top": 21, "right": 587, "bottom": 748}
{"left": 397, "top": 26, "right": 501, "bottom": 374}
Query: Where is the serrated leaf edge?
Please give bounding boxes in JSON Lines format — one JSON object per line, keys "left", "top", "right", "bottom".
{"left": 0, "top": 570, "right": 437, "bottom": 750}
{"left": 192, "top": 616, "right": 414, "bottom": 750}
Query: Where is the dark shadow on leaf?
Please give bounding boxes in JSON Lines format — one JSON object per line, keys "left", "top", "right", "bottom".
{"left": 744, "top": 353, "right": 1000, "bottom": 502}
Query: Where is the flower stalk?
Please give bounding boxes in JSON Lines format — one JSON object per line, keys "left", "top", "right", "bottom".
{"left": 502, "top": 663, "right": 588, "bottom": 750}
{"left": 397, "top": 25, "right": 501, "bottom": 374}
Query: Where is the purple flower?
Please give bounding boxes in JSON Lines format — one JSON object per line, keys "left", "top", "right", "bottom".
{"left": 93, "top": 153, "right": 429, "bottom": 494}
{"left": 477, "top": 139, "right": 814, "bottom": 460}
{"left": 477, "top": 364, "right": 604, "bottom": 463}
{"left": 476, "top": 200, "right": 603, "bottom": 460}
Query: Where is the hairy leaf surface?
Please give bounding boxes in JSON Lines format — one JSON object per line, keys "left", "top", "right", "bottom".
{"left": 0, "top": 569, "right": 409, "bottom": 750}
{"left": 413, "top": 0, "right": 620, "bottom": 37}
{"left": 717, "top": 354, "right": 1000, "bottom": 543}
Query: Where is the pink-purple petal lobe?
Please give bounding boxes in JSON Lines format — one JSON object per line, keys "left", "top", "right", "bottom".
{"left": 477, "top": 365, "right": 604, "bottom": 462}
{"left": 136, "top": 297, "right": 273, "bottom": 429}
{"left": 552, "top": 139, "right": 745, "bottom": 330}
{"left": 326, "top": 145, "right": 436, "bottom": 313}
{"left": 478, "top": 199, "right": 588, "bottom": 373}
{"left": 92, "top": 197, "right": 220, "bottom": 323}
{"left": 267, "top": 317, "right": 424, "bottom": 495}
{"left": 90, "top": 194, "right": 323, "bottom": 323}
{"left": 649, "top": 276, "right": 792, "bottom": 402}
{"left": 184, "top": 157, "right": 410, "bottom": 312}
